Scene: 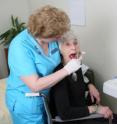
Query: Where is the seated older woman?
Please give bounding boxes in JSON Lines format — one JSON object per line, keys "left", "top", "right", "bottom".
{"left": 49, "top": 31, "right": 113, "bottom": 124}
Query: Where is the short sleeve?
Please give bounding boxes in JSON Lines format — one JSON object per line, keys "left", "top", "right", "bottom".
{"left": 8, "top": 42, "right": 37, "bottom": 76}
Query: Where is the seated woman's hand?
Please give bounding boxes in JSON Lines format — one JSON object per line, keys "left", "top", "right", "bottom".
{"left": 88, "top": 84, "right": 100, "bottom": 104}
{"left": 97, "top": 105, "right": 113, "bottom": 119}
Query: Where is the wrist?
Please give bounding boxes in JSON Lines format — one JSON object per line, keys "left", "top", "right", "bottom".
{"left": 63, "top": 67, "right": 71, "bottom": 75}
{"left": 88, "top": 84, "right": 94, "bottom": 89}
{"left": 62, "top": 68, "right": 69, "bottom": 76}
{"left": 88, "top": 104, "right": 98, "bottom": 114}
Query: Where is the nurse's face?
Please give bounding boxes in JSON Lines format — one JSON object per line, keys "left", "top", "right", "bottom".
{"left": 60, "top": 39, "right": 80, "bottom": 64}
{"left": 41, "top": 36, "right": 61, "bottom": 43}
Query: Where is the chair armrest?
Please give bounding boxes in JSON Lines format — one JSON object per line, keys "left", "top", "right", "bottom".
{"left": 53, "top": 113, "right": 103, "bottom": 122}
{"left": 53, "top": 114, "right": 112, "bottom": 124}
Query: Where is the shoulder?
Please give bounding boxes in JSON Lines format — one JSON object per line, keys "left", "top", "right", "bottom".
{"left": 9, "top": 29, "right": 34, "bottom": 53}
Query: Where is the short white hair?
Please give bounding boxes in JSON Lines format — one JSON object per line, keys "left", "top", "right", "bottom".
{"left": 59, "top": 30, "right": 78, "bottom": 50}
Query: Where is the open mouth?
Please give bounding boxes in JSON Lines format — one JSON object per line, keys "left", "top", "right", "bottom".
{"left": 69, "top": 53, "right": 77, "bottom": 59}
{"left": 69, "top": 51, "right": 86, "bottom": 59}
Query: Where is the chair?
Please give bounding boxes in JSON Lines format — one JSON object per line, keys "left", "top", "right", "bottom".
{"left": 40, "top": 69, "right": 112, "bottom": 124}
{"left": 40, "top": 93, "right": 112, "bottom": 124}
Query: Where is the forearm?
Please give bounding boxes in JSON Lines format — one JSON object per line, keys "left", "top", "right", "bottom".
{"left": 21, "top": 59, "right": 82, "bottom": 92}
{"left": 21, "top": 68, "right": 68, "bottom": 92}
{"left": 35, "top": 68, "right": 68, "bottom": 91}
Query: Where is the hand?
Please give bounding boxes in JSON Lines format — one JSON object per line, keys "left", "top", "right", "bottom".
{"left": 88, "top": 84, "right": 100, "bottom": 104}
{"left": 64, "top": 59, "right": 81, "bottom": 75}
{"left": 97, "top": 105, "right": 113, "bottom": 119}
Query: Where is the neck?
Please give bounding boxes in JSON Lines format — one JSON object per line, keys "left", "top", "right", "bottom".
{"left": 36, "top": 38, "right": 48, "bottom": 46}
{"left": 36, "top": 38, "right": 49, "bottom": 55}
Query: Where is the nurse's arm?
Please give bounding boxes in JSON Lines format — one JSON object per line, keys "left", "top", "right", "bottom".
{"left": 21, "top": 68, "right": 67, "bottom": 92}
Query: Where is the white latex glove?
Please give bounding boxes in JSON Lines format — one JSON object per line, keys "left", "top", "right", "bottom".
{"left": 64, "top": 59, "right": 81, "bottom": 75}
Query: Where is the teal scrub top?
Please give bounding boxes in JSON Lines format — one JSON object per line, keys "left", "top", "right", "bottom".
{"left": 7, "top": 29, "right": 61, "bottom": 94}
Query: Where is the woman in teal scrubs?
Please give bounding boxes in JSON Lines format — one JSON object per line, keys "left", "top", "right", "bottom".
{"left": 6, "top": 5, "right": 81, "bottom": 124}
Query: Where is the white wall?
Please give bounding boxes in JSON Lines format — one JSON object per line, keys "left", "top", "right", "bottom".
{"left": 73, "top": 0, "right": 117, "bottom": 113}
{"left": 0, "top": 0, "right": 30, "bottom": 78}
{"left": 0, "top": 0, "right": 117, "bottom": 113}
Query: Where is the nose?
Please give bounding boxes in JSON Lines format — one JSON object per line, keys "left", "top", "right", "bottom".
{"left": 71, "top": 44, "right": 76, "bottom": 50}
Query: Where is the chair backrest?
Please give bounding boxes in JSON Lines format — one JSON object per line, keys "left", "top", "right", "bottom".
{"left": 40, "top": 93, "right": 112, "bottom": 124}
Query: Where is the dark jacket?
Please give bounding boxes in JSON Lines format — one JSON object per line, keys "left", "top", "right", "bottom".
{"left": 49, "top": 63, "right": 89, "bottom": 120}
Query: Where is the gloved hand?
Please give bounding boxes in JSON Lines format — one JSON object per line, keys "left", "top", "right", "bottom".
{"left": 64, "top": 59, "right": 81, "bottom": 75}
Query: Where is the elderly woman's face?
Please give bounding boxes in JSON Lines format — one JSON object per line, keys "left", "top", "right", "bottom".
{"left": 60, "top": 39, "right": 80, "bottom": 63}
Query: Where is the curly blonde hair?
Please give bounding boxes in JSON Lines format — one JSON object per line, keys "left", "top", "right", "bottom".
{"left": 28, "top": 5, "right": 70, "bottom": 38}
